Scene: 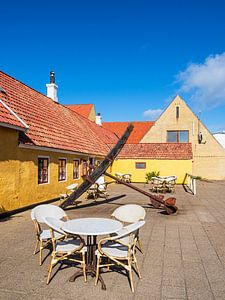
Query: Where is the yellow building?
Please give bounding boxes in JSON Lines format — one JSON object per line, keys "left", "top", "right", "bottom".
{"left": 111, "top": 143, "right": 192, "bottom": 184}
{"left": 0, "top": 71, "right": 117, "bottom": 214}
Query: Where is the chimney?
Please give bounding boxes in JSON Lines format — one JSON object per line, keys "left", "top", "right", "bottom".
{"left": 95, "top": 112, "right": 102, "bottom": 126}
{"left": 46, "top": 71, "right": 58, "bottom": 102}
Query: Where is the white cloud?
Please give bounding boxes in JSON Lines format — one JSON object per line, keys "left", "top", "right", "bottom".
{"left": 143, "top": 108, "right": 163, "bottom": 119}
{"left": 176, "top": 52, "right": 225, "bottom": 110}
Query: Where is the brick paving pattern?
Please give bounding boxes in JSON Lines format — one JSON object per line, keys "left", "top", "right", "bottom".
{"left": 1, "top": 180, "right": 225, "bottom": 299}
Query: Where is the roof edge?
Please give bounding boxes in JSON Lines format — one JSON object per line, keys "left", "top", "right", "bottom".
{"left": 0, "top": 122, "right": 27, "bottom": 132}
{"left": 19, "top": 143, "right": 105, "bottom": 157}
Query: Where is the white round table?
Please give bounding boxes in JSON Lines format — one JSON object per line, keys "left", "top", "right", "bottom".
{"left": 62, "top": 218, "right": 123, "bottom": 289}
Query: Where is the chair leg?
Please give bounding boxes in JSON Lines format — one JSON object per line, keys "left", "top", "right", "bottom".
{"left": 107, "top": 257, "right": 110, "bottom": 271}
{"left": 128, "top": 266, "right": 134, "bottom": 293}
{"left": 137, "top": 238, "right": 144, "bottom": 254}
{"left": 82, "top": 253, "right": 87, "bottom": 282}
{"left": 33, "top": 238, "right": 39, "bottom": 255}
{"left": 95, "top": 256, "right": 100, "bottom": 286}
{"left": 39, "top": 240, "right": 43, "bottom": 266}
{"left": 47, "top": 263, "right": 53, "bottom": 284}
{"left": 46, "top": 253, "right": 56, "bottom": 284}
{"left": 133, "top": 256, "right": 142, "bottom": 279}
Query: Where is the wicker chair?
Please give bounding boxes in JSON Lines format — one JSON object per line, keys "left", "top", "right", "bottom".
{"left": 111, "top": 204, "right": 146, "bottom": 253}
{"left": 95, "top": 221, "right": 145, "bottom": 292}
{"left": 43, "top": 217, "right": 86, "bottom": 284}
{"left": 86, "top": 176, "right": 108, "bottom": 200}
{"left": 31, "top": 204, "right": 69, "bottom": 265}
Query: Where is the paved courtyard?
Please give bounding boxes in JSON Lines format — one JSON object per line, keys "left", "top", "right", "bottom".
{"left": 1, "top": 180, "right": 225, "bottom": 299}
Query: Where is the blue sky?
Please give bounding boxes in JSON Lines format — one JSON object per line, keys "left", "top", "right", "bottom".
{"left": 1, "top": 0, "right": 225, "bottom": 132}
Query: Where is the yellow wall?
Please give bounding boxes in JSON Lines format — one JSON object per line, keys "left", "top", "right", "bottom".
{"left": 141, "top": 95, "right": 225, "bottom": 180}
{"left": 0, "top": 127, "right": 20, "bottom": 213}
{"left": 0, "top": 126, "right": 100, "bottom": 213}
{"left": 111, "top": 158, "right": 192, "bottom": 184}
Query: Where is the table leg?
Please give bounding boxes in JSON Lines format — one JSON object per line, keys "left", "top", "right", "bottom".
{"left": 68, "top": 235, "right": 106, "bottom": 290}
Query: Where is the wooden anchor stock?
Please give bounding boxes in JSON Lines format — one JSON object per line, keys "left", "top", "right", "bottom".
{"left": 105, "top": 172, "right": 177, "bottom": 215}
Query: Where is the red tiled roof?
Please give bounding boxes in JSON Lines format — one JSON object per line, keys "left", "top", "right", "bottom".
{"left": 117, "top": 143, "right": 193, "bottom": 159}
{"left": 66, "top": 104, "right": 93, "bottom": 118}
{"left": 0, "top": 98, "right": 28, "bottom": 130}
{"left": 102, "top": 121, "right": 154, "bottom": 143}
{"left": 0, "top": 71, "right": 118, "bottom": 156}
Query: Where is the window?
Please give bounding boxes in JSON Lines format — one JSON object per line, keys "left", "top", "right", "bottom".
{"left": 167, "top": 130, "right": 189, "bottom": 143}
{"left": 81, "top": 159, "right": 88, "bottom": 176}
{"left": 135, "top": 162, "right": 146, "bottom": 169}
{"left": 58, "top": 159, "right": 66, "bottom": 181}
{"left": 176, "top": 106, "right": 179, "bottom": 118}
{"left": 38, "top": 157, "right": 49, "bottom": 184}
{"left": 88, "top": 157, "right": 95, "bottom": 175}
{"left": 73, "top": 159, "right": 80, "bottom": 179}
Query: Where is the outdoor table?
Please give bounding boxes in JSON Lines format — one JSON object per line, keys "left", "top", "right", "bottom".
{"left": 152, "top": 176, "right": 176, "bottom": 183}
{"left": 62, "top": 217, "right": 123, "bottom": 290}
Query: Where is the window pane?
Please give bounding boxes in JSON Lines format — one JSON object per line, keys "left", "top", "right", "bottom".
{"left": 38, "top": 158, "right": 48, "bottom": 184}
{"left": 73, "top": 160, "right": 80, "bottom": 179}
{"left": 81, "top": 160, "right": 87, "bottom": 176}
{"left": 179, "top": 131, "right": 188, "bottom": 142}
{"left": 59, "top": 159, "right": 66, "bottom": 181}
{"left": 135, "top": 162, "right": 146, "bottom": 169}
{"left": 167, "top": 131, "right": 177, "bottom": 142}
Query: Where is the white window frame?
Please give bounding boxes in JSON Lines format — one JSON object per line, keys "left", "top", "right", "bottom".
{"left": 73, "top": 158, "right": 80, "bottom": 180}
{"left": 38, "top": 156, "right": 50, "bottom": 185}
{"left": 58, "top": 157, "right": 67, "bottom": 182}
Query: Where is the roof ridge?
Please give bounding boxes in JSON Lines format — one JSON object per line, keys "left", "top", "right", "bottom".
{"left": 65, "top": 103, "right": 94, "bottom": 106}
{"left": 102, "top": 120, "right": 154, "bottom": 123}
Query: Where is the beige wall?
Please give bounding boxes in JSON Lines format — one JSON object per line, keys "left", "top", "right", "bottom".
{"left": 141, "top": 96, "right": 225, "bottom": 179}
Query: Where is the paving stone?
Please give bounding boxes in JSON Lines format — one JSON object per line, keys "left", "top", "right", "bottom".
{"left": 162, "top": 285, "right": 187, "bottom": 298}
{"left": 1, "top": 182, "right": 225, "bottom": 298}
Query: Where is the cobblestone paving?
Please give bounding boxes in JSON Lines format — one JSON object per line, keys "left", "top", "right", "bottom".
{"left": 1, "top": 181, "right": 225, "bottom": 299}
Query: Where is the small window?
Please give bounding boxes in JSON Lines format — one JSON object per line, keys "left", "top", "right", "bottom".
{"left": 81, "top": 159, "right": 88, "bottom": 176}
{"left": 73, "top": 159, "right": 80, "bottom": 179}
{"left": 135, "top": 162, "right": 146, "bottom": 169}
{"left": 58, "top": 159, "right": 66, "bottom": 181}
{"left": 38, "top": 157, "right": 49, "bottom": 184}
{"left": 176, "top": 106, "right": 179, "bottom": 118}
{"left": 88, "top": 157, "right": 95, "bottom": 175}
{"left": 167, "top": 130, "right": 189, "bottom": 143}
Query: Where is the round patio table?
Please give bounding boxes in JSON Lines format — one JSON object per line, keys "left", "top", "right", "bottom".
{"left": 62, "top": 217, "right": 123, "bottom": 290}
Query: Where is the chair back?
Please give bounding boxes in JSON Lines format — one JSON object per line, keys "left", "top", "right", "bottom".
{"left": 44, "top": 216, "right": 65, "bottom": 235}
{"left": 96, "top": 176, "right": 105, "bottom": 185}
{"left": 96, "top": 176, "right": 106, "bottom": 191}
{"left": 112, "top": 204, "right": 146, "bottom": 223}
{"left": 31, "top": 204, "right": 49, "bottom": 221}
{"left": 33, "top": 204, "right": 67, "bottom": 223}
{"left": 112, "top": 221, "right": 145, "bottom": 246}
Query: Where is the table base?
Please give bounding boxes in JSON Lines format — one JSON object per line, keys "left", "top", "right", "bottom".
{"left": 69, "top": 266, "right": 106, "bottom": 290}
{"left": 69, "top": 235, "right": 106, "bottom": 290}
